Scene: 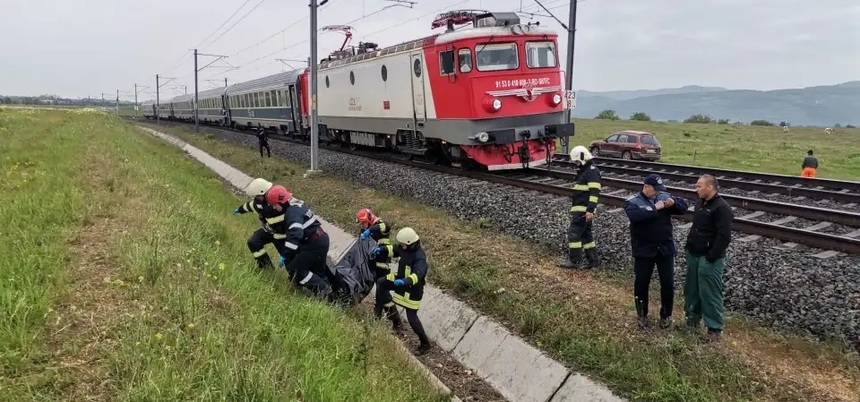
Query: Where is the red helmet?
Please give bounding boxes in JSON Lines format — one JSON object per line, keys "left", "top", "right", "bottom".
{"left": 355, "top": 208, "right": 375, "bottom": 225}
{"left": 266, "top": 185, "right": 292, "bottom": 205}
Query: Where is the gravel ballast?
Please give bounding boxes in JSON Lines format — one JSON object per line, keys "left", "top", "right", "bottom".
{"left": 193, "top": 127, "right": 860, "bottom": 351}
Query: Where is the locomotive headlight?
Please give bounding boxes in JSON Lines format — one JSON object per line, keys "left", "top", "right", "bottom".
{"left": 551, "top": 93, "right": 563, "bottom": 106}
{"left": 492, "top": 98, "right": 502, "bottom": 110}
{"left": 477, "top": 132, "right": 489, "bottom": 142}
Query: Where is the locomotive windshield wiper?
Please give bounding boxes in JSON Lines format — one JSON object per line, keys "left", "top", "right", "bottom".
{"left": 474, "top": 35, "right": 496, "bottom": 62}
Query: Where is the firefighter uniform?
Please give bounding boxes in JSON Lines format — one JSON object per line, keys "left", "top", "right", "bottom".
{"left": 562, "top": 149, "right": 602, "bottom": 269}
{"left": 276, "top": 197, "right": 332, "bottom": 297}
{"left": 373, "top": 227, "right": 431, "bottom": 355}
{"left": 234, "top": 199, "right": 290, "bottom": 269}
{"left": 363, "top": 218, "right": 394, "bottom": 280}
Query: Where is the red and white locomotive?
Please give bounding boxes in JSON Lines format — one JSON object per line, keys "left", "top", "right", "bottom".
{"left": 296, "top": 10, "right": 573, "bottom": 170}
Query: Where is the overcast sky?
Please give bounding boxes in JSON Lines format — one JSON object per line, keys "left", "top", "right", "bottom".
{"left": 1, "top": 0, "right": 858, "bottom": 100}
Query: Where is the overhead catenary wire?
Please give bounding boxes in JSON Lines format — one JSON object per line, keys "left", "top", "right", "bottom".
{"left": 197, "top": 0, "right": 256, "bottom": 47}
{"left": 206, "top": 0, "right": 268, "bottom": 47}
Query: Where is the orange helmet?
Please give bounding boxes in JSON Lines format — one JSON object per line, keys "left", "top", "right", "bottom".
{"left": 355, "top": 208, "right": 375, "bottom": 225}
{"left": 266, "top": 185, "right": 292, "bottom": 205}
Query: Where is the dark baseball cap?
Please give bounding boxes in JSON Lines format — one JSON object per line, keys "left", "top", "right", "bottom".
{"left": 644, "top": 174, "right": 667, "bottom": 191}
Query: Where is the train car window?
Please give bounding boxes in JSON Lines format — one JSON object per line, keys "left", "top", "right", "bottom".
{"left": 252, "top": 93, "right": 258, "bottom": 108}
{"left": 381, "top": 65, "right": 387, "bottom": 82}
{"left": 264, "top": 91, "right": 270, "bottom": 107}
{"left": 475, "top": 42, "right": 518, "bottom": 72}
{"left": 413, "top": 59, "right": 422, "bottom": 77}
{"left": 439, "top": 50, "right": 455, "bottom": 75}
{"left": 526, "top": 41, "right": 557, "bottom": 68}
{"left": 458, "top": 49, "right": 472, "bottom": 73}
{"left": 271, "top": 91, "right": 278, "bottom": 106}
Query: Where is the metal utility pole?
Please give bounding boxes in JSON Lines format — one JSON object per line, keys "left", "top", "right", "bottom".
{"left": 192, "top": 48, "right": 228, "bottom": 132}
{"left": 535, "top": 0, "right": 577, "bottom": 155}
{"left": 156, "top": 75, "right": 160, "bottom": 122}
{"left": 134, "top": 84, "right": 138, "bottom": 116}
{"left": 307, "top": 0, "right": 326, "bottom": 175}
{"left": 115, "top": 89, "right": 119, "bottom": 116}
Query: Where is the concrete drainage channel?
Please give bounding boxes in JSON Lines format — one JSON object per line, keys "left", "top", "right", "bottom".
{"left": 137, "top": 126, "right": 626, "bottom": 402}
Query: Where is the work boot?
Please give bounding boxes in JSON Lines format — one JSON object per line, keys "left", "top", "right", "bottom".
{"left": 414, "top": 343, "right": 432, "bottom": 356}
{"left": 637, "top": 316, "right": 649, "bottom": 329}
{"left": 254, "top": 255, "right": 273, "bottom": 270}
{"left": 557, "top": 249, "right": 585, "bottom": 269}
{"left": 660, "top": 316, "right": 673, "bottom": 329}
{"left": 706, "top": 328, "right": 722, "bottom": 343}
{"left": 584, "top": 248, "right": 601, "bottom": 268}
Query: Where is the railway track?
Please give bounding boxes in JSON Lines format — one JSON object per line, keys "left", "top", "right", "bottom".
{"left": 127, "top": 117, "right": 860, "bottom": 255}
{"left": 552, "top": 153, "right": 860, "bottom": 197}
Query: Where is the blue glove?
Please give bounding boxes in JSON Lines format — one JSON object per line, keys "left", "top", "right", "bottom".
{"left": 232, "top": 208, "right": 241, "bottom": 215}
{"left": 278, "top": 256, "right": 285, "bottom": 267}
{"left": 370, "top": 246, "right": 382, "bottom": 259}
{"left": 393, "top": 279, "right": 406, "bottom": 287}
{"left": 360, "top": 229, "right": 371, "bottom": 240}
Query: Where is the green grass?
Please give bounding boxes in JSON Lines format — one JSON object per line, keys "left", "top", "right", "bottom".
{"left": 147, "top": 120, "right": 860, "bottom": 402}
{"left": 568, "top": 118, "right": 860, "bottom": 180}
{"left": 0, "top": 107, "right": 447, "bottom": 402}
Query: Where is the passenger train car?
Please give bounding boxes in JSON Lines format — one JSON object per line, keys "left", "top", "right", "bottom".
{"left": 141, "top": 9, "right": 573, "bottom": 171}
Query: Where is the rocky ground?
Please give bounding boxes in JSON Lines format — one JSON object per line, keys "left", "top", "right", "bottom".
{"left": 198, "top": 127, "right": 860, "bottom": 351}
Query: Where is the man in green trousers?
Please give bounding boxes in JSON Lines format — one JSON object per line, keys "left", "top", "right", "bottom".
{"left": 684, "top": 174, "right": 733, "bottom": 342}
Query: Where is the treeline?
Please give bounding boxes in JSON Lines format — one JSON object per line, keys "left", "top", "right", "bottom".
{"left": 0, "top": 95, "right": 134, "bottom": 107}
{"left": 592, "top": 109, "right": 855, "bottom": 128}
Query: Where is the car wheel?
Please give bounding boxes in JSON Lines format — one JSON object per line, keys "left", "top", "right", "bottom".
{"left": 590, "top": 146, "right": 600, "bottom": 156}
{"left": 621, "top": 151, "right": 632, "bottom": 160}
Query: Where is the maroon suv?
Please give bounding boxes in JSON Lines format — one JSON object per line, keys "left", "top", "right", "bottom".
{"left": 589, "top": 130, "right": 662, "bottom": 161}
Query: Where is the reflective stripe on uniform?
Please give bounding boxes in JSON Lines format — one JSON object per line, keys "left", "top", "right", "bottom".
{"left": 284, "top": 241, "right": 298, "bottom": 250}
{"left": 375, "top": 262, "right": 391, "bottom": 270}
{"left": 589, "top": 195, "right": 599, "bottom": 203}
{"left": 569, "top": 241, "right": 582, "bottom": 249}
{"left": 588, "top": 182, "right": 602, "bottom": 190}
{"left": 288, "top": 223, "right": 302, "bottom": 230}
{"left": 386, "top": 272, "right": 396, "bottom": 281}
{"left": 583, "top": 241, "right": 596, "bottom": 249}
{"left": 299, "top": 272, "right": 314, "bottom": 285}
{"left": 303, "top": 216, "right": 318, "bottom": 228}
{"left": 252, "top": 249, "right": 267, "bottom": 258}
{"left": 408, "top": 273, "right": 419, "bottom": 284}
{"left": 573, "top": 184, "right": 589, "bottom": 191}
{"left": 273, "top": 233, "right": 287, "bottom": 239}
{"left": 570, "top": 205, "right": 587, "bottom": 212}
{"left": 266, "top": 215, "right": 285, "bottom": 224}
{"left": 393, "top": 293, "right": 421, "bottom": 310}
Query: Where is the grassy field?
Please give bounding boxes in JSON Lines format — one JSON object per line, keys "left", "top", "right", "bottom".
{"left": 569, "top": 118, "right": 860, "bottom": 180}
{"left": 0, "top": 107, "right": 447, "bottom": 401}
{"left": 143, "top": 120, "right": 860, "bottom": 402}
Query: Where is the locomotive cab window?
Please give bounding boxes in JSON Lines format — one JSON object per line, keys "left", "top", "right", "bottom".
{"left": 526, "top": 41, "right": 557, "bottom": 68}
{"left": 439, "top": 50, "right": 455, "bottom": 75}
{"left": 458, "top": 49, "right": 472, "bottom": 73}
{"left": 475, "top": 42, "right": 518, "bottom": 72}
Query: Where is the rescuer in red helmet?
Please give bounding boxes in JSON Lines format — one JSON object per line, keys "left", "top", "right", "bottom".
{"left": 356, "top": 208, "right": 394, "bottom": 280}
{"left": 265, "top": 185, "right": 332, "bottom": 298}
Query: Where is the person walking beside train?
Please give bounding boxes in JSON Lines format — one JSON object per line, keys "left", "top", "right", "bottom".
{"left": 625, "top": 174, "right": 689, "bottom": 329}
{"left": 684, "top": 174, "right": 733, "bottom": 342}
{"left": 266, "top": 185, "right": 333, "bottom": 298}
{"left": 257, "top": 126, "right": 271, "bottom": 158}
{"left": 558, "top": 145, "right": 602, "bottom": 269}
{"left": 800, "top": 149, "right": 818, "bottom": 178}
{"left": 372, "top": 227, "right": 432, "bottom": 356}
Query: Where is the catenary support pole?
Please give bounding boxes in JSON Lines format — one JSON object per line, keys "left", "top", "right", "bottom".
{"left": 194, "top": 48, "right": 199, "bottom": 132}
{"left": 115, "top": 89, "right": 119, "bottom": 116}
{"left": 156, "top": 74, "right": 160, "bottom": 123}
{"left": 306, "top": 0, "right": 323, "bottom": 175}
{"left": 563, "top": 0, "right": 577, "bottom": 154}
{"left": 134, "top": 83, "right": 138, "bottom": 117}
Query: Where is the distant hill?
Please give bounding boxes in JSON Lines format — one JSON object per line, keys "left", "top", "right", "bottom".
{"left": 572, "top": 81, "right": 860, "bottom": 126}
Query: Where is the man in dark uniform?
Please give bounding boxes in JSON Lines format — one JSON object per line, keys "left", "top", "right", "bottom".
{"left": 625, "top": 174, "right": 689, "bottom": 329}
{"left": 266, "top": 185, "right": 332, "bottom": 298}
{"left": 685, "top": 174, "right": 733, "bottom": 342}
{"left": 558, "top": 145, "right": 602, "bottom": 269}
{"left": 257, "top": 126, "right": 271, "bottom": 158}
{"left": 801, "top": 149, "right": 818, "bottom": 178}
{"left": 372, "top": 227, "right": 432, "bottom": 355}
{"left": 232, "top": 177, "right": 287, "bottom": 269}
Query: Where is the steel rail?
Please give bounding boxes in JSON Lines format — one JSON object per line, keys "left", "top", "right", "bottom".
{"left": 550, "top": 159, "right": 860, "bottom": 205}
{"left": 551, "top": 153, "right": 860, "bottom": 194}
